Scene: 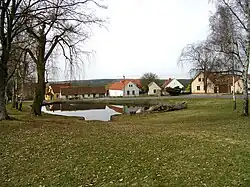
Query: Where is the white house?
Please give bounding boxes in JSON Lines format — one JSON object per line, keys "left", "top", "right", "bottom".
{"left": 108, "top": 80, "right": 140, "bottom": 97}
{"left": 232, "top": 76, "right": 250, "bottom": 94}
{"left": 163, "top": 78, "right": 184, "bottom": 89}
{"left": 191, "top": 73, "right": 216, "bottom": 94}
{"left": 148, "top": 82, "right": 161, "bottom": 96}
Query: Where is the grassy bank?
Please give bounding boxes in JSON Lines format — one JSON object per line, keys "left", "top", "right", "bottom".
{"left": 0, "top": 99, "right": 250, "bottom": 186}
{"left": 42, "top": 98, "right": 169, "bottom": 106}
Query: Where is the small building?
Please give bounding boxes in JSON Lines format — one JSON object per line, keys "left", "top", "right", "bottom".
{"left": 108, "top": 80, "right": 140, "bottom": 97}
{"left": 61, "top": 86, "right": 107, "bottom": 99}
{"left": 148, "top": 82, "right": 162, "bottom": 96}
{"left": 162, "top": 78, "right": 184, "bottom": 89}
{"left": 232, "top": 75, "right": 250, "bottom": 94}
{"left": 45, "top": 83, "right": 71, "bottom": 100}
{"left": 191, "top": 72, "right": 238, "bottom": 94}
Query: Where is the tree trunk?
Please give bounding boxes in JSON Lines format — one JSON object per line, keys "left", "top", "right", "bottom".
{"left": 11, "top": 77, "right": 17, "bottom": 108}
{"left": 242, "top": 70, "right": 249, "bottom": 116}
{"left": 0, "top": 61, "right": 9, "bottom": 120}
{"left": 204, "top": 71, "right": 208, "bottom": 94}
{"left": 31, "top": 34, "right": 46, "bottom": 116}
{"left": 243, "top": 14, "right": 250, "bottom": 116}
{"left": 31, "top": 62, "right": 45, "bottom": 115}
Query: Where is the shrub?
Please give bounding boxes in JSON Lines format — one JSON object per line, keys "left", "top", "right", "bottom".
{"left": 165, "top": 86, "right": 182, "bottom": 96}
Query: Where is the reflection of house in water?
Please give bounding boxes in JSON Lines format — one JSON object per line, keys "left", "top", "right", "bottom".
{"left": 108, "top": 105, "right": 142, "bottom": 114}
{"left": 108, "top": 105, "right": 124, "bottom": 113}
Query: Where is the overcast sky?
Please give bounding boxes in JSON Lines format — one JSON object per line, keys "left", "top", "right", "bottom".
{"left": 58, "top": 0, "right": 214, "bottom": 81}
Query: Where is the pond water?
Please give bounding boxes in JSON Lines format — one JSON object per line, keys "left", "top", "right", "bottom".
{"left": 41, "top": 103, "right": 144, "bottom": 121}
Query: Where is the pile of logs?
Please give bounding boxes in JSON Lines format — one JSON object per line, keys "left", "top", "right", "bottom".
{"left": 131, "top": 102, "right": 187, "bottom": 115}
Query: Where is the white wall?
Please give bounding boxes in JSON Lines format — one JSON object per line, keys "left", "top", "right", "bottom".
{"left": 232, "top": 79, "right": 250, "bottom": 94}
{"left": 191, "top": 73, "right": 215, "bottom": 94}
{"left": 166, "top": 79, "right": 184, "bottom": 89}
{"left": 124, "top": 82, "right": 140, "bottom": 96}
{"left": 148, "top": 82, "right": 161, "bottom": 95}
{"left": 109, "top": 90, "right": 123, "bottom": 97}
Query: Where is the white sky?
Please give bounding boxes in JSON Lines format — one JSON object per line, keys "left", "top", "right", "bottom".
{"left": 58, "top": 0, "right": 214, "bottom": 81}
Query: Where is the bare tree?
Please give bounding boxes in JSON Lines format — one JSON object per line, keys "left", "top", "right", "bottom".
{"left": 209, "top": 4, "right": 241, "bottom": 110}
{"left": 23, "top": 0, "right": 106, "bottom": 115}
{"left": 210, "top": 0, "right": 250, "bottom": 116}
{"left": 140, "top": 72, "right": 160, "bottom": 93}
{"left": 178, "top": 41, "right": 220, "bottom": 93}
{"left": 0, "top": 0, "right": 29, "bottom": 120}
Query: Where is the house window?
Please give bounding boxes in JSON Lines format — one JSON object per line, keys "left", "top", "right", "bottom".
{"left": 198, "top": 78, "right": 201, "bottom": 82}
{"left": 202, "top": 78, "right": 205, "bottom": 82}
{"left": 154, "top": 89, "right": 156, "bottom": 93}
{"left": 127, "top": 90, "right": 130, "bottom": 95}
{"left": 197, "top": 86, "right": 201, "bottom": 91}
{"left": 56, "top": 94, "right": 59, "bottom": 98}
{"left": 132, "top": 90, "right": 135, "bottom": 95}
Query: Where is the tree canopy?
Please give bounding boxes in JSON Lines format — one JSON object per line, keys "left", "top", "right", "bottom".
{"left": 140, "top": 72, "right": 160, "bottom": 93}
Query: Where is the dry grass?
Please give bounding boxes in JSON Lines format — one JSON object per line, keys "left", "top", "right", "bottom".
{"left": 0, "top": 98, "right": 250, "bottom": 186}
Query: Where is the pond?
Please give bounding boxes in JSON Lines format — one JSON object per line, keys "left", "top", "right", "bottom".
{"left": 41, "top": 103, "right": 145, "bottom": 121}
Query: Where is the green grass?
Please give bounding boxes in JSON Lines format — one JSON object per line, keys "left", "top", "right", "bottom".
{"left": 0, "top": 99, "right": 250, "bottom": 186}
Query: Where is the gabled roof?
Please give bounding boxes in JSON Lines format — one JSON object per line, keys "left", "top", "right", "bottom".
{"left": 177, "top": 79, "right": 192, "bottom": 88}
{"left": 50, "top": 83, "right": 71, "bottom": 93}
{"left": 192, "top": 72, "right": 241, "bottom": 85}
{"left": 108, "top": 80, "right": 140, "bottom": 90}
{"left": 162, "top": 79, "right": 173, "bottom": 88}
{"left": 148, "top": 81, "right": 161, "bottom": 89}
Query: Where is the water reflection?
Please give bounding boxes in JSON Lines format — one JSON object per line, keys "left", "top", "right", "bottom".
{"left": 41, "top": 103, "right": 143, "bottom": 121}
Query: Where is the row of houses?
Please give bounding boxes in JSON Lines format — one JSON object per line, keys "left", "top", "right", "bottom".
{"left": 45, "top": 78, "right": 192, "bottom": 100}
{"left": 45, "top": 72, "right": 250, "bottom": 100}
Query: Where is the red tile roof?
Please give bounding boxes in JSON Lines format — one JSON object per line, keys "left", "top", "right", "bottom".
{"left": 108, "top": 105, "right": 124, "bottom": 113}
{"left": 162, "top": 79, "right": 172, "bottom": 88}
{"left": 108, "top": 80, "right": 141, "bottom": 90}
{"left": 50, "top": 83, "right": 71, "bottom": 93}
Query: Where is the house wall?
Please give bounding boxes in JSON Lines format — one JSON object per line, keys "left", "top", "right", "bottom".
{"left": 60, "top": 95, "right": 67, "bottom": 100}
{"left": 61, "top": 93, "right": 105, "bottom": 99}
{"left": 166, "top": 79, "right": 184, "bottom": 89}
{"left": 45, "top": 93, "right": 60, "bottom": 100}
{"left": 148, "top": 82, "right": 161, "bottom": 95}
{"left": 231, "top": 79, "right": 250, "bottom": 94}
{"left": 109, "top": 90, "right": 123, "bottom": 97}
{"left": 124, "top": 82, "right": 140, "bottom": 96}
{"left": 191, "top": 73, "right": 215, "bottom": 94}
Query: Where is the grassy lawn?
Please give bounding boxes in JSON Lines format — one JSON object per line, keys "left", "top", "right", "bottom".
{"left": 0, "top": 99, "right": 250, "bottom": 186}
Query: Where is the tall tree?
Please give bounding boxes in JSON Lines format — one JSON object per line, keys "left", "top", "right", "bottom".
{"left": 24, "top": 0, "right": 106, "bottom": 115}
{"left": 210, "top": 0, "right": 250, "bottom": 116}
{"left": 0, "top": 0, "right": 28, "bottom": 120}
{"left": 209, "top": 5, "right": 240, "bottom": 110}
{"left": 178, "top": 41, "right": 219, "bottom": 93}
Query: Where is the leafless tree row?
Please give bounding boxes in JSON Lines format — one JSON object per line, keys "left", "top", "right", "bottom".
{"left": 0, "top": 0, "right": 106, "bottom": 119}
{"left": 178, "top": 0, "right": 250, "bottom": 116}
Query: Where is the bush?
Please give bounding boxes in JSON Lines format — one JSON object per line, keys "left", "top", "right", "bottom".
{"left": 165, "top": 86, "right": 182, "bottom": 96}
